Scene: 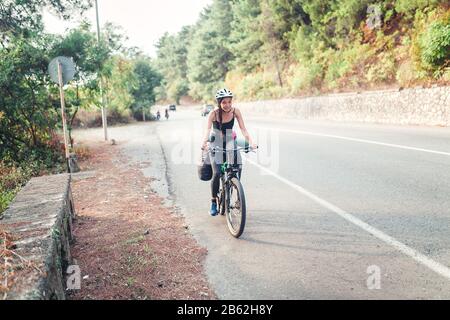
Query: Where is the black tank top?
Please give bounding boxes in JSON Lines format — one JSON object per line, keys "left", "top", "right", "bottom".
{"left": 213, "top": 108, "right": 235, "bottom": 134}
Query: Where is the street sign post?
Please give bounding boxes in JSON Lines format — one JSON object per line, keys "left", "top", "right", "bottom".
{"left": 48, "top": 56, "right": 76, "bottom": 172}
{"left": 48, "top": 56, "right": 76, "bottom": 85}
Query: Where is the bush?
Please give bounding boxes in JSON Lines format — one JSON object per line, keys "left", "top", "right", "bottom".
{"left": 266, "top": 85, "right": 290, "bottom": 99}
{"left": 73, "top": 144, "right": 91, "bottom": 161}
{"left": 235, "top": 72, "right": 268, "bottom": 100}
{"left": 0, "top": 158, "right": 66, "bottom": 216}
{"left": 396, "top": 60, "right": 419, "bottom": 86}
{"left": 0, "top": 132, "right": 66, "bottom": 216}
{"left": 325, "top": 57, "right": 351, "bottom": 89}
{"left": 395, "top": 0, "right": 442, "bottom": 15}
{"left": 108, "top": 108, "right": 133, "bottom": 124}
{"left": 365, "top": 52, "right": 397, "bottom": 83}
{"left": 290, "top": 26, "right": 316, "bottom": 62}
{"left": 73, "top": 108, "right": 133, "bottom": 128}
{"left": 419, "top": 19, "right": 450, "bottom": 71}
{"left": 0, "top": 163, "right": 33, "bottom": 215}
{"left": 131, "top": 108, "right": 155, "bottom": 121}
{"left": 443, "top": 67, "right": 450, "bottom": 81}
{"left": 0, "top": 190, "right": 16, "bottom": 216}
{"left": 288, "top": 62, "right": 324, "bottom": 94}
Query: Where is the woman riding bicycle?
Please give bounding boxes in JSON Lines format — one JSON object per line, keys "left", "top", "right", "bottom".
{"left": 201, "top": 88, "right": 257, "bottom": 216}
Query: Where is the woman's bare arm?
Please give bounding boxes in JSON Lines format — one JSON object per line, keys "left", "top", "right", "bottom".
{"left": 201, "top": 110, "right": 215, "bottom": 149}
{"left": 235, "top": 108, "right": 256, "bottom": 147}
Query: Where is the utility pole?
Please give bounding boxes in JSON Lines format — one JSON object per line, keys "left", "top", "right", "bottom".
{"left": 95, "top": 0, "right": 108, "bottom": 141}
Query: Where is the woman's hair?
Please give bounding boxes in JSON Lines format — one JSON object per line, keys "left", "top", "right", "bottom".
{"left": 216, "top": 97, "right": 233, "bottom": 131}
{"left": 217, "top": 99, "right": 223, "bottom": 131}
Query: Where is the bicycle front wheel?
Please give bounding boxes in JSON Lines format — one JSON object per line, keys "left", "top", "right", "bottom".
{"left": 226, "top": 177, "right": 246, "bottom": 238}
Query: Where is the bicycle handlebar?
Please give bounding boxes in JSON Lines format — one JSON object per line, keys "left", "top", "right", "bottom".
{"left": 207, "top": 145, "right": 258, "bottom": 153}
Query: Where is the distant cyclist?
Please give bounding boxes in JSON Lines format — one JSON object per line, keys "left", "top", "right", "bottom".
{"left": 156, "top": 110, "right": 160, "bottom": 120}
{"left": 201, "top": 88, "right": 257, "bottom": 216}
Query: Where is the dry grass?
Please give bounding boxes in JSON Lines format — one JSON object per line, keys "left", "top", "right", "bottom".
{"left": 68, "top": 141, "right": 216, "bottom": 300}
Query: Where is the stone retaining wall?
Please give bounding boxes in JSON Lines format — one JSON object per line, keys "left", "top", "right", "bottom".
{"left": 236, "top": 86, "right": 450, "bottom": 126}
{"left": 1, "top": 173, "right": 75, "bottom": 300}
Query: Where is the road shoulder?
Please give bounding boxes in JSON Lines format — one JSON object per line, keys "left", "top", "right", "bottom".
{"left": 68, "top": 135, "right": 216, "bottom": 299}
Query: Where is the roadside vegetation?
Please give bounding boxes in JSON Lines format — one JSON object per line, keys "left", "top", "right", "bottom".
{"left": 0, "top": 0, "right": 162, "bottom": 215}
{"left": 154, "top": 0, "right": 450, "bottom": 103}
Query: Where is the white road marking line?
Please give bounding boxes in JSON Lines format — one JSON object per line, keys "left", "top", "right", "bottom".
{"left": 246, "top": 157, "right": 450, "bottom": 280}
{"left": 253, "top": 126, "right": 450, "bottom": 157}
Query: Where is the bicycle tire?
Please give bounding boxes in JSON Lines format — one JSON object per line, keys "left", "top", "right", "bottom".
{"left": 226, "top": 177, "right": 246, "bottom": 238}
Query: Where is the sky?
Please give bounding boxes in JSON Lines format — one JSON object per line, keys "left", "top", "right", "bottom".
{"left": 43, "top": 0, "right": 212, "bottom": 57}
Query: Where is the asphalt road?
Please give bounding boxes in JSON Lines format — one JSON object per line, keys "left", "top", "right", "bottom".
{"left": 76, "top": 108, "right": 450, "bottom": 299}
{"left": 155, "top": 108, "right": 450, "bottom": 299}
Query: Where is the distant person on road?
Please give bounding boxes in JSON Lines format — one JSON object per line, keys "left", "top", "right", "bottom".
{"left": 156, "top": 110, "right": 160, "bottom": 120}
{"left": 201, "top": 88, "right": 257, "bottom": 216}
{"left": 165, "top": 108, "right": 169, "bottom": 120}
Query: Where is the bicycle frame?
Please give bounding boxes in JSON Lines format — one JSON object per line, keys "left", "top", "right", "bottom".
{"left": 206, "top": 143, "right": 256, "bottom": 237}
{"left": 208, "top": 145, "right": 255, "bottom": 213}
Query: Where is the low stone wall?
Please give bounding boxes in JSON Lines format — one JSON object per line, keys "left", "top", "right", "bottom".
{"left": 237, "top": 85, "right": 450, "bottom": 126}
{"left": 1, "top": 173, "right": 75, "bottom": 300}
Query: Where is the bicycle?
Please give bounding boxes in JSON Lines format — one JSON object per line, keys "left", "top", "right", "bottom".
{"left": 207, "top": 142, "right": 257, "bottom": 238}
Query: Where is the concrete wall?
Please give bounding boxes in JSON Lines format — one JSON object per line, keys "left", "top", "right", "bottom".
{"left": 236, "top": 85, "right": 450, "bottom": 126}
{"left": 1, "top": 173, "right": 75, "bottom": 300}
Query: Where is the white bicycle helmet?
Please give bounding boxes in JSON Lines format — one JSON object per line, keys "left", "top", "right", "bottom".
{"left": 215, "top": 88, "right": 233, "bottom": 102}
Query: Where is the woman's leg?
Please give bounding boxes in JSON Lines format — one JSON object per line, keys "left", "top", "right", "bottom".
{"left": 211, "top": 162, "right": 221, "bottom": 200}
{"left": 209, "top": 155, "right": 221, "bottom": 216}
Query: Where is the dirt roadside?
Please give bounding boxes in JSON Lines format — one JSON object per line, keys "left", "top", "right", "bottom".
{"left": 68, "top": 138, "right": 216, "bottom": 300}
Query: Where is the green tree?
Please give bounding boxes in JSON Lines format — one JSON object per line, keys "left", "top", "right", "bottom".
{"left": 228, "top": 0, "right": 263, "bottom": 73}
{"left": 0, "top": 34, "right": 61, "bottom": 164}
{"left": 155, "top": 26, "right": 192, "bottom": 104}
{"left": 104, "top": 55, "right": 136, "bottom": 114}
{"left": 419, "top": 19, "right": 450, "bottom": 73}
{"left": 258, "top": 1, "right": 288, "bottom": 87}
{"left": 130, "top": 59, "right": 162, "bottom": 119}
{"left": 0, "top": 0, "right": 92, "bottom": 36}
{"left": 150, "top": 0, "right": 450, "bottom": 100}
{"left": 186, "top": 0, "right": 233, "bottom": 101}
{"left": 1, "top": 0, "right": 94, "bottom": 166}
{"left": 50, "top": 22, "right": 113, "bottom": 146}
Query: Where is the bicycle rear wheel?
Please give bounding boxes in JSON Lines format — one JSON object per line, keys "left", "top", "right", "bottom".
{"left": 226, "top": 177, "right": 246, "bottom": 238}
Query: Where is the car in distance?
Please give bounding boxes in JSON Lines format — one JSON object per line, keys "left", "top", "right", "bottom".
{"left": 201, "top": 104, "right": 214, "bottom": 117}
{"left": 169, "top": 104, "right": 176, "bottom": 111}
